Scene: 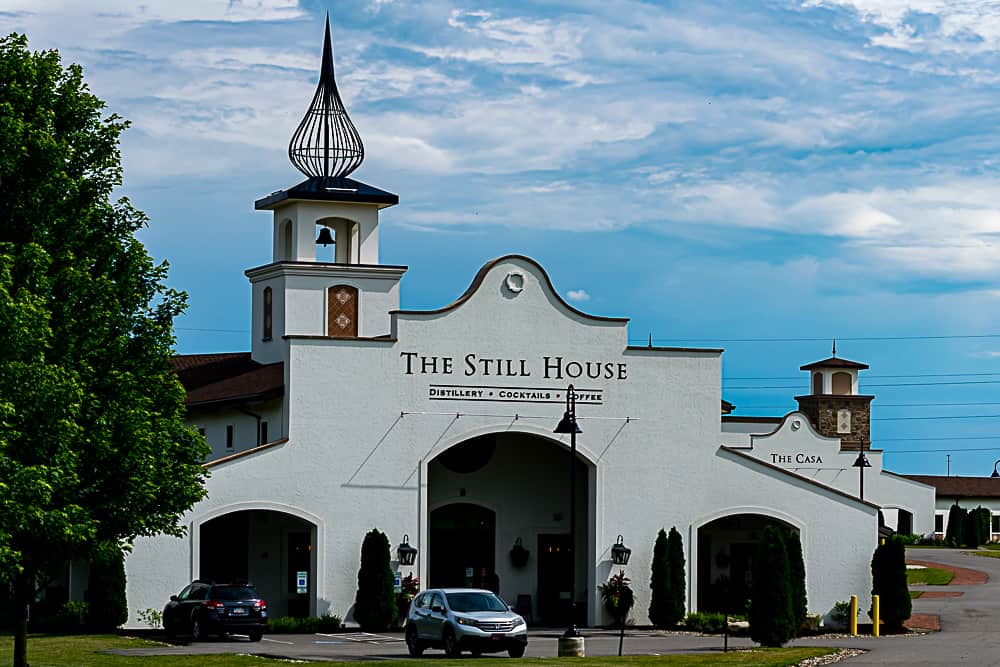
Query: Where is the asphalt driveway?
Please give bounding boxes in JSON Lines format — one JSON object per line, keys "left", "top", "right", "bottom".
{"left": 111, "top": 548, "right": 1000, "bottom": 664}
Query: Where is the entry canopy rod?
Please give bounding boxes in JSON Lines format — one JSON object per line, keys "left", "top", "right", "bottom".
{"left": 399, "top": 410, "right": 637, "bottom": 421}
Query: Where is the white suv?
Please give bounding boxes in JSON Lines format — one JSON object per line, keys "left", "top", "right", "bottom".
{"left": 405, "top": 588, "right": 528, "bottom": 658}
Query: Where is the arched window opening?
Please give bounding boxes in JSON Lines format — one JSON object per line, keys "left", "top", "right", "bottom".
{"left": 316, "top": 218, "right": 358, "bottom": 264}
{"left": 831, "top": 372, "right": 852, "bottom": 395}
{"left": 327, "top": 284, "right": 358, "bottom": 337}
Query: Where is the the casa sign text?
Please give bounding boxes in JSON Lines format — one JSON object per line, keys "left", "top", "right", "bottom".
{"left": 771, "top": 453, "right": 824, "bottom": 464}
{"left": 400, "top": 351, "right": 628, "bottom": 381}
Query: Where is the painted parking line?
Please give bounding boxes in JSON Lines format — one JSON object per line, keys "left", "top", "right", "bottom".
{"left": 317, "top": 632, "right": 403, "bottom": 644}
{"left": 262, "top": 637, "right": 295, "bottom": 645}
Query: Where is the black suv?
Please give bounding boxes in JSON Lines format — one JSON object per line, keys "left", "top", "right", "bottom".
{"left": 163, "top": 581, "right": 267, "bottom": 641}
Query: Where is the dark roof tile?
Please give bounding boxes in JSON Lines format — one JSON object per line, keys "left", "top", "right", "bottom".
{"left": 901, "top": 475, "right": 1000, "bottom": 498}
{"left": 171, "top": 353, "right": 284, "bottom": 407}
{"left": 800, "top": 356, "right": 869, "bottom": 371}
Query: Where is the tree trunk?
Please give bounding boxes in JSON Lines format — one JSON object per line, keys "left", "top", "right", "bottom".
{"left": 13, "top": 571, "right": 32, "bottom": 667}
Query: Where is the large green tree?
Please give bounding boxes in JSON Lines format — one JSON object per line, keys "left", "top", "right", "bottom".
{"left": 0, "top": 34, "right": 209, "bottom": 666}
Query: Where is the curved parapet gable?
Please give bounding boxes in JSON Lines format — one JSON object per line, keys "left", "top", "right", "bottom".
{"left": 391, "top": 254, "right": 629, "bottom": 325}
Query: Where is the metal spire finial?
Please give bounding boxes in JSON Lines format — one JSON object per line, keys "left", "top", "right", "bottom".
{"left": 288, "top": 14, "right": 365, "bottom": 180}
{"left": 832, "top": 339, "right": 837, "bottom": 357}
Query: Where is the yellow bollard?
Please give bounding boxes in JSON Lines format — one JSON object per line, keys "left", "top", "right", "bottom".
{"left": 872, "top": 595, "right": 880, "bottom": 637}
{"left": 849, "top": 595, "right": 858, "bottom": 637}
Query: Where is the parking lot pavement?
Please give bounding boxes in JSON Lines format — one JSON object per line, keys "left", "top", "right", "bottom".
{"left": 112, "top": 551, "right": 1000, "bottom": 664}
{"left": 112, "top": 629, "right": 763, "bottom": 661}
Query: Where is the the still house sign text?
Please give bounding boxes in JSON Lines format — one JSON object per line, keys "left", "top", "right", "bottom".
{"left": 401, "top": 352, "right": 627, "bottom": 405}
{"left": 400, "top": 352, "right": 628, "bottom": 381}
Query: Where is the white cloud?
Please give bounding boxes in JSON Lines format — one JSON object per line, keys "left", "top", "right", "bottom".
{"left": 804, "top": 0, "right": 1000, "bottom": 54}
{"left": 566, "top": 289, "right": 590, "bottom": 302}
{"left": 409, "top": 9, "right": 583, "bottom": 66}
{"left": 3, "top": 0, "right": 304, "bottom": 24}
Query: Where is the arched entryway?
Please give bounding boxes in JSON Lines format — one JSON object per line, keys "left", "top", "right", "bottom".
{"left": 696, "top": 513, "right": 799, "bottom": 614}
{"left": 199, "top": 509, "right": 317, "bottom": 618}
{"left": 426, "top": 430, "right": 593, "bottom": 626}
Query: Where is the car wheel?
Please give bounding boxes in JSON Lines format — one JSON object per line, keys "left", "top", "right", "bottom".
{"left": 443, "top": 627, "right": 461, "bottom": 657}
{"left": 471, "top": 648, "right": 483, "bottom": 657}
{"left": 405, "top": 625, "right": 424, "bottom": 657}
{"left": 191, "top": 615, "right": 205, "bottom": 641}
{"left": 508, "top": 645, "right": 525, "bottom": 658}
{"left": 248, "top": 630, "right": 263, "bottom": 642}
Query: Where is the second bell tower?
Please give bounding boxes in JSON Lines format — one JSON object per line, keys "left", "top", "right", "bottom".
{"left": 247, "top": 16, "right": 405, "bottom": 364}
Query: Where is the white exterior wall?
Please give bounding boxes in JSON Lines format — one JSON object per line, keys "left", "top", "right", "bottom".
{"left": 126, "top": 257, "right": 881, "bottom": 627}
{"left": 723, "top": 414, "right": 936, "bottom": 536}
{"left": 189, "top": 398, "right": 284, "bottom": 460}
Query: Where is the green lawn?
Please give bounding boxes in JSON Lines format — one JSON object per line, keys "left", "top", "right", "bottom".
{"left": 0, "top": 635, "right": 837, "bottom": 667}
{"left": 906, "top": 567, "right": 954, "bottom": 585}
{"left": 979, "top": 543, "right": 1000, "bottom": 551}
{"left": 909, "top": 591, "right": 923, "bottom": 599}
{"left": 966, "top": 550, "right": 1000, "bottom": 559}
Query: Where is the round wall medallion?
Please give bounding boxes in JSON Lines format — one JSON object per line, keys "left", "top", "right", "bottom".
{"left": 791, "top": 419, "right": 802, "bottom": 430}
{"left": 505, "top": 271, "right": 525, "bottom": 293}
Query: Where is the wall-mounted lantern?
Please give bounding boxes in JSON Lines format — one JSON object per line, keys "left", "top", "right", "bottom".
{"left": 510, "top": 538, "right": 530, "bottom": 568}
{"left": 397, "top": 534, "right": 417, "bottom": 566}
{"left": 611, "top": 535, "right": 632, "bottom": 565}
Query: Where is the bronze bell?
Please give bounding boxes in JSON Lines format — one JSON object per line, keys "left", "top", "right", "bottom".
{"left": 316, "top": 227, "right": 334, "bottom": 246}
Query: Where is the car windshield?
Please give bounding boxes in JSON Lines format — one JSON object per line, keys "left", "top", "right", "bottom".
{"left": 446, "top": 592, "right": 507, "bottom": 613}
{"left": 212, "top": 586, "right": 257, "bottom": 601}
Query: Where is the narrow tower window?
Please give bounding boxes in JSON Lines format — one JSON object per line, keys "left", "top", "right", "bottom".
{"left": 263, "top": 286, "right": 273, "bottom": 341}
{"left": 812, "top": 372, "right": 823, "bottom": 395}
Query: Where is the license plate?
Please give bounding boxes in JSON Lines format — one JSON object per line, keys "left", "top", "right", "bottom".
{"left": 492, "top": 633, "right": 504, "bottom": 640}
{"left": 229, "top": 607, "right": 247, "bottom": 616}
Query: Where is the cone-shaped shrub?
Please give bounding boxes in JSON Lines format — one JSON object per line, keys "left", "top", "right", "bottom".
{"left": 871, "top": 536, "right": 911, "bottom": 631}
{"left": 666, "top": 527, "right": 686, "bottom": 626}
{"left": 784, "top": 529, "right": 807, "bottom": 633}
{"left": 945, "top": 503, "right": 966, "bottom": 547}
{"left": 968, "top": 507, "right": 991, "bottom": 547}
{"left": 649, "top": 529, "right": 672, "bottom": 627}
{"left": 354, "top": 528, "right": 396, "bottom": 631}
{"left": 749, "top": 525, "right": 795, "bottom": 647}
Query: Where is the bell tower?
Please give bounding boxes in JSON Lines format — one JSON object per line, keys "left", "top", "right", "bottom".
{"left": 794, "top": 342, "right": 873, "bottom": 451}
{"left": 247, "top": 16, "right": 406, "bottom": 364}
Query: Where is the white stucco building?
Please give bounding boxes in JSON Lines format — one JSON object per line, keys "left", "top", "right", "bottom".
{"left": 123, "top": 21, "right": 935, "bottom": 629}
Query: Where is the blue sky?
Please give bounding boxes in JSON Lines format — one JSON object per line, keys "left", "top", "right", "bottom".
{"left": 6, "top": 0, "right": 1000, "bottom": 476}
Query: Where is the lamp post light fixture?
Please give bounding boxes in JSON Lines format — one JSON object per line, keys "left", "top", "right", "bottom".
{"left": 853, "top": 451, "right": 872, "bottom": 501}
{"left": 991, "top": 460, "right": 1000, "bottom": 478}
{"left": 554, "top": 384, "right": 582, "bottom": 640}
{"left": 611, "top": 535, "right": 631, "bottom": 566}
{"left": 397, "top": 534, "right": 417, "bottom": 566}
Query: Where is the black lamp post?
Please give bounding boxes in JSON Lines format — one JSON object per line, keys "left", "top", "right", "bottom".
{"left": 853, "top": 451, "right": 871, "bottom": 501}
{"left": 397, "top": 534, "right": 417, "bottom": 566}
{"left": 554, "top": 384, "right": 582, "bottom": 638}
{"left": 991, "top": 460, "right": 1000, "bottom": 478}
